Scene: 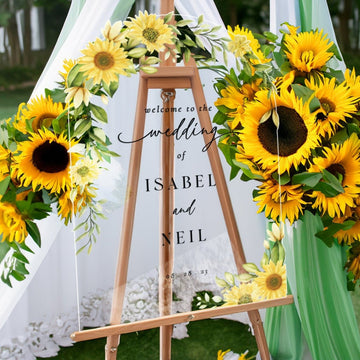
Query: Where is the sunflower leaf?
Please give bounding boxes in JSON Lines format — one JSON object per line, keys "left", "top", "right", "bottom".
{"left": 12, "top": 252, "right": 29, "bottom": 264}
{"left": 315, "top": 220, "right": 355, "bottom": 247}
{"left": 0, "top": 240, "right": 10, "bottom": 263}
{"left": 212, "top": 111, "right": 228, "bottom": 125}
{"left": 321, "top": 168, "right": 344, "bottom": 193}
{"left": 0, "top": 176, "right": 10, "bottom": 195}
{"left": 26, "top": 220, "right": 41, "bottom": 247}
{"left": 292, "top": 172, "right": 322, "bottom": 187}
{"left": 67, "top": 63, "right": 85, "bottom": 87}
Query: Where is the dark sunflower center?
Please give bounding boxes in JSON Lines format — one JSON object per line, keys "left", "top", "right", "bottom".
{"left": 326, "top": 163, "right": 345, "bottom": 182}
{"left": 238, "top": 294, "right": 252, "bottom": 304}
{"left": 258, "top": 106, "right": 308, "bottom": 156}
{"left": 32, "top": 140, "right": 69, "bottom": 173}
{"left": 265, "top": 273, "right": 282, "bottom": 290}
{"left": 142, "top": 27, "right": 159, "bottom": 43}
{"left": 320, "top": 99, "right": 335, "bottom": 114}
{"left": 94, "top": 51, "right": 115, "bottom": 70}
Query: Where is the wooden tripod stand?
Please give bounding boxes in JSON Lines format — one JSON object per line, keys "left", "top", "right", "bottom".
{"left": 70, "top": 2, "right": 293, "bottom": 359}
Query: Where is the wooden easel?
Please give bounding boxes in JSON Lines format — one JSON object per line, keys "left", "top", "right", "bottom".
{"left": 70, "top": 1, "right": 293, "bottom": 359}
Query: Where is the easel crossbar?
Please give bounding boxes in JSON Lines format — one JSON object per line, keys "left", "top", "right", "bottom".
{"left": 72, "top": 295, "right": 293, "bottom": 342}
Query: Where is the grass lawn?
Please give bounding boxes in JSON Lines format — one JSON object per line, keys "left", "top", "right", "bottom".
{"left": 39, "top": 319, "right": 258, "bottom": 359}
{"left": 0, "top": 87, "right": 33, "bottom": 119}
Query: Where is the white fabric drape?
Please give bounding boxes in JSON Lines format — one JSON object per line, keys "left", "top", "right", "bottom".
{"left": 0, "top": 1, "right": 266, "bottom": 358}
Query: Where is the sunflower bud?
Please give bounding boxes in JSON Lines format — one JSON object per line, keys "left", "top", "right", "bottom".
{"left": 260, "top": 253, "right": 270, "bottom": 269}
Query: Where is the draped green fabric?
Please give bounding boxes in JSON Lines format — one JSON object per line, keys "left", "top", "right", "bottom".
{"left": 291, "top": 211, "right": 360, "bottom": 359}
{"left": 265, "top": 211, "right": 360, "bottom": 359}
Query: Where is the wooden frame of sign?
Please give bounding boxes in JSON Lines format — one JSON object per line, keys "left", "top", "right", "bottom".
{"left": 70, "top": 1, "right": 294, "bottom": 359}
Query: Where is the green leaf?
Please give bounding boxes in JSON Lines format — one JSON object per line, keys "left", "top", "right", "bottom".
{"left": 322, "top": 168, "right": 344, "bottom": 193}
{"left": 291, "top": 84, "right": 315, "bottom": 103}
{"left": 15, "top": 261, "right": 29, "bottom": 275}
{"left": 13, "top": 252, "right": 29, "bottom": 264}
{"left": 263, "top": 31, "right": 278, "bottom": 42}
{"left": 312, "top": 182, "right": 341, "bottom": 197}
{"left": 315, "top": 220, "right": 355, "bottom": 247}
{"left": 176, "top": 19, "right": 193, "bottom": 27}
{"left": 212, "top": 111, "right": 228, "bottom": 125}
{"left": 272, "top": 172, "right": 290, "bottom": 185}
{"left": 0, "top": 240, "right": 10, "bottom": 263}
{"left": 292, "top": 172, "right": 322, "bottom": 187}
{"left": 0, "top": 176, "right": 10, "bottom": 195}
{"left": 26, "top": 220, "right": 41, "bottom": 247}
{"left": 73, "top": 118, "right": 92, "bottom": 138}
{"left": 48, "top": 88, "right": 67, "bottom": 103}
{"left": 1, "top": 273, "right": 12, "bottom": 287}
{"left": 90, "top": 103, "right": 108, "bottom": 123}
{"left": 67, "top": 63, "right": 85, "bottom": 87}
{"left": 11, "top": 270, "right": 26, "bottom": 281}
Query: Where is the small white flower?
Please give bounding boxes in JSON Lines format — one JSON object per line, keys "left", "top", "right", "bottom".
{"left": 64, "top": 85, "right": 91, "bottom": 108}
{"left": 70, "top": 156, "right": 100, "bottom": 187}
{"left": 102, "top": 20, "right": 127, "bottom": 44}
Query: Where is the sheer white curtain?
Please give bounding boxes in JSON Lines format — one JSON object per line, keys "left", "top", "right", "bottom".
{"left": 0, "top": 1, "right": 265, "bottom": 359}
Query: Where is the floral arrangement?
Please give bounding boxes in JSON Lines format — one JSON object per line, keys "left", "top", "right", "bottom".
{"left": 0, "top": 11, "right": 227, "bottom": 287}
{"left": 213, "top": 23, "right": 360, "bottom": 288}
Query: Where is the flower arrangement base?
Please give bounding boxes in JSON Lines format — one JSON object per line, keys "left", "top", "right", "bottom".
{"left": 265, "top": 211, "right": 360, "bottom": 359}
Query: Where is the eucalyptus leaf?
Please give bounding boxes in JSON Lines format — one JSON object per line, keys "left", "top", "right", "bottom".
{"left": 73, "top": 118, "right": 92, "bottom": 138}
{"left": 90, "top": 103, "right": 108, "bottom": 123}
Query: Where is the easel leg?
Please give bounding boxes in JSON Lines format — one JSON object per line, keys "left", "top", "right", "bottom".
{"left": 159, "top": 89, "right": 175, "bottom": 360}
{"left": 189, "top": 64, "right": 270, "bottom": 360}
{"left": 105, "top": 77, "right": 149, "bottom": 360}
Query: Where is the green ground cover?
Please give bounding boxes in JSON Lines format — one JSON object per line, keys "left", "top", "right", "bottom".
{"left": 39, "top": 319, "right": 257, "bottom": 360}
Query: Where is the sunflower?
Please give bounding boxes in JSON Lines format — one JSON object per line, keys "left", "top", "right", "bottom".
{"left": 254, "top": 261, "right": 287, "bottom": 300}
{"left": 57, "top": 185, "right": 96, "bottom": 225}
{"left": 240, "top": 89, "right": 319, "bottom": 174}
{"left": 222, "top": 282, "right": 258, "bottom": 306}
{"left": 215, "top": 80, "right": 261, "bottom": 129}
{"left": 0, "top": 202, "right": 27, "bottom": 243}
{"left": 14, "top": 128, "right": 79, "bottom": 194}
{"left": 227, "top": 25, "right": 270, "bottom": 64}
{"left": 345, "top": 243, "right": 360, "bottom": 282}
{"left": 305, "top": 76, "right": 357, "bottom": 137}
{"left": 59, "top": 58, "right": 77, "bottom": 85}
{"left": 124, "top": 10, "right": 173, "bottom": 54}
{"left": 284, "top": 28, "right": 333, "bottom": 72}
{"left": 16, "top": 95, "right": 66, "bottom": 133}
{"left": 78, "top": 38, "right": 132, "bottom": 85}
{"left": 333, "top": 205, "right": 360, "bottom": 245}
{"left": 254, "top": 179, "right": 306, "bottom": 224}
{"left": 309, "top": 134, "right": 360, "bottom": 218}
{"left": 344, "top": 68, "right": 360, "bottom": 98}
{"left": 0, "top": 145, "right": 10, "bottom": 181}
